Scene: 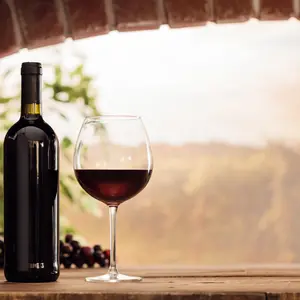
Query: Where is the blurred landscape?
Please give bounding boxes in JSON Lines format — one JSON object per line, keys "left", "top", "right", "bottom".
{"left": 64, "top": 142, "right": 300, "bottom": 265}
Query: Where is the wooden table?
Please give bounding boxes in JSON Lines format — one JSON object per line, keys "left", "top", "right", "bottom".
{"left": 1, "top": 265, "right": 300, "bottom": 299}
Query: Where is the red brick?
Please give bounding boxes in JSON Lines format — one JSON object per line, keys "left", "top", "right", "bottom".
{"left": 260, "top": 0, "right": 294, "bottom": 20}
{"left": 63, "top": 0, "right": 109, "bottom": 40}
{"left": 0, "top": 0, "right": 18, "bottom": 58}
{"left": 164, "top": 0, "right": 210, "bottom": 28}
{"left": 15, "top": 0, "right": 64, "bottom": 49}
{"left": 113, "top": 0, "right": 160, "bottom": 31}
{"left": 214, "top": 0, "right": 253, "bottom": 23}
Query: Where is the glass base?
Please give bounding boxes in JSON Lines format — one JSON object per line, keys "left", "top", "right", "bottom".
{"left": 86, "top": 272, "right": 142, "bottom": 283}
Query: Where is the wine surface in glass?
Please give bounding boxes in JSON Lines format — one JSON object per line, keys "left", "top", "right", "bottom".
{"left": 75, "top": 169, "right": 152, "bottom": 206}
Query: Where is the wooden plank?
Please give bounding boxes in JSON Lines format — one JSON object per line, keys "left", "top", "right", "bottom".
{"left": 0, "top": 294, "right": 265, "bottom": 300}
{"left": 0, "top": 266, "right": 300, "bottom": 299}
{"left": 267, "top": 294, "right": 300, "bottom": 300}
{"left": 78, "top": 264, "right": 300, "bottom": 278}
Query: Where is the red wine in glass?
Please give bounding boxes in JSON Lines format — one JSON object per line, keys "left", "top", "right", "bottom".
{"left": 73, "top": 115, "right": 153, "bottom": 283}
{"left": 75, "top": 169, "right": 152, "bottom": 206}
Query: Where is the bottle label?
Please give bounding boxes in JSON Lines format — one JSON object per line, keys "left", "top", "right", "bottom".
{"left": 29, "top": 263, "right": 45, "bottom": 269}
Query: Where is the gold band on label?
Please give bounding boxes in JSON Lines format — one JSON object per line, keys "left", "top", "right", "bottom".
{"left": 24, "top": 104, "right": 41, "bottom": 114}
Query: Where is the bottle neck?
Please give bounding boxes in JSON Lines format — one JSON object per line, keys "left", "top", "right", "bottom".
{"left": 21, "top": 74, "right": 42, "bottom": 118}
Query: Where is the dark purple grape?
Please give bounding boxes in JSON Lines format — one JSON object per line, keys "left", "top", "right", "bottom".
{"left": 70, "top": 240, "right": 83, "bottom": 268}
{"left": 65, "top": 234, "right": 73, "bottom": 243}
{"left": 102, "top": 249, "right": 110, "bottom": 267}
{"left": 61, "top": 244, "right": 73, "bottom": 268}
{"left": 62, "top": 257, "right": 72, "bottom": 269}
{"left": 0, "top": 240, "right": 4, "bottom": 255}
{"left": 93, "top": 244, "right": 102, "bottom": 252}
{"left": 0, "top": 241, "right": 4, "bottom": 268}
{"left": 73, "top": 255, "right": 84, "bottom": 268}
{"left": 103, "top": 250, "right": 110, "bottom": 259}
{"left": 80, "top": 247, "right": 94, "bottom": 268}
{"left": 70, "top": 240, "right": 81, "bottom": 254}
{"left": 62, "top": 244, "right": 72, "bottom": 254}
{"left": 93, "top": 251, "right": 106, "bottom": 268}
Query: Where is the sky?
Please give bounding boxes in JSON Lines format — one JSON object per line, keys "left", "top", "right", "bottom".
{"left": 1, "top": 19, "right": 300, "bottom": 146}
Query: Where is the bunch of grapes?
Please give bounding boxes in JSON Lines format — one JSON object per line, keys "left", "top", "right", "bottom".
{"left": 60, "top": 234, "right": 110, "bottom": 269}
{"left": 0, "top": 240, "right": 4, "bottom": 268}
{"left": 0, "top": 236, "right": 110, "bottom": 269}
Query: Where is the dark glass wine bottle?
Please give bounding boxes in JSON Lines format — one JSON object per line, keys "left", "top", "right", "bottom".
{"left": 3, "top": 62, "right": 60, "bottom": 282}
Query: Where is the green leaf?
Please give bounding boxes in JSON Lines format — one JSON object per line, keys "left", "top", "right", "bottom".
{"left": 54, "top": 65, "right": 62, "bottom": 83}
{"left": 0, "top": 97, "right": 13, "bottom": 104}
{"left": 47, "top": 107, "right": 69, "bottom": 121}
{"left": 3, "top": 68, "right": 15, "bottom": 79}
{"left": 60, "top": 180, "right": 74, "bottom": 202}
{"left": 44, "top": 82, "right": 54, "bottom": 89}
{"left": 70, "top": 65, "right": 84, "bottom": 77}
{"left": 62, "top": 137, "right": 72, "bottom": 149}
{"left": 80, "top": 189, "right": 87, "bottom": 196}
{"left": 0, "top": 111, "right": 8, "bottom": 119}
{"left": 64, "top": 226, "right": 76, "bottom": 234}
{"left": 58, "top": 112, "right": 68, "bottom": 121}
{"left": 1, "top": 124, "right": 12, "bottom": 131}
{"left": 67, "top": 174, "right": 76, "bottom": 182}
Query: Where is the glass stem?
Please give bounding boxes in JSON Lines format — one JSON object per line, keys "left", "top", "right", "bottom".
{"left": 108, "top": 206, "right": 118, "bottom": 276}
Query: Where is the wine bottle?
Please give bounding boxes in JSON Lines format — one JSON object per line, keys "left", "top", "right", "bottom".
{"left": 3, "top": 62, "right": 60, "bottom": 282}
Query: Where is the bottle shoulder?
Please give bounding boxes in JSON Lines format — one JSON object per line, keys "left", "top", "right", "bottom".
{"left": 5, "top": 117, "right": 58, "bottom": 143}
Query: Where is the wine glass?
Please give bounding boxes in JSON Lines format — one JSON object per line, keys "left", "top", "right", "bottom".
{"left": 73, "top": 115, "right": 153, "bottom": 283}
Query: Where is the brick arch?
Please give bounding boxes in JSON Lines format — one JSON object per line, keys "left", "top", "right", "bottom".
{"left": 0, "top": 0, "right": 297, "bottom": 58}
